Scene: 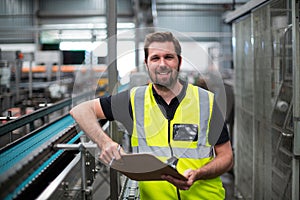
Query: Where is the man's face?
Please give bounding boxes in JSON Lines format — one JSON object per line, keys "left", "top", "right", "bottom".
{"left": 145, "top": 42, "right": 181, "bottom": 89}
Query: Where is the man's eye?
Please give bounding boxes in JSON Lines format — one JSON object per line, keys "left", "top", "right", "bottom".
{"left": 165, "top": 55, "right": 174, "bottom": 59}
{"left": 151, "top": 57, "right": 159, "bottom": 61}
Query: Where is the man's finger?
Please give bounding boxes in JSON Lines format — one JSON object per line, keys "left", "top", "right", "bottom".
{"left": 162, "top": 175, "right": 190, "bottom": 190}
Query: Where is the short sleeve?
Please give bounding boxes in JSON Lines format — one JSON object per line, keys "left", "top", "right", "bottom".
{"left": 100, "top": 90, "right": 133, "bottom": 133}
{"left": 208, "top": 99, "right": 230, "bottom": 145}
{"left": 99, "top": 95, "right": 114, "bottom": 120}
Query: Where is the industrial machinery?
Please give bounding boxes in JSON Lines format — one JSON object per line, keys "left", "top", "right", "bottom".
{"left": 0, "top": 89, "right": 140, "bottom": 200}
{"left": 0, "top": 50, "right": 29, "bottom": 115}
{"left": 225, "top": 0, "right": 300, "bottom": 199}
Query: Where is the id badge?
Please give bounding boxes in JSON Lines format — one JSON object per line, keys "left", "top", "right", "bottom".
{"left": 173, "top": 124, "right": 198, "bottom": 141}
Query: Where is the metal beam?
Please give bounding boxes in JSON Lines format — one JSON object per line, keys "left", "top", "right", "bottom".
{"left": 106, "top": 1, "right": 120, "bottom": 200}
{"left": 107, "top": 0, "right": 118, "bottom": 96}
{"left": 292, "top": 0, "right": 300, "bottom": 199}
{"left": 224, "top": 0, "right": 269, "bottom": 23}
{"left": 156, "top": 0, "right": 248, "bottom": 4}
{"left": 37, "top": 10, "right": 133, "bottom": 18}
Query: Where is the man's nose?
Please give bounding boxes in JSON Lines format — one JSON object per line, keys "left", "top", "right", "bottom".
{"left": 159, "top": 58, "right": 167, "bottom": 66}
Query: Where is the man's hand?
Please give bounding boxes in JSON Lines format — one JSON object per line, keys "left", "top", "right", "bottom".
{"left": 161, "top": 169, "right": 198, "bottom": 190}
{"left": 99, "top": 142, "right": 124, "bottom": 166}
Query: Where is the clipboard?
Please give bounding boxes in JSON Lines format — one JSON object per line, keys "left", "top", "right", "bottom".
{"left": 110, "top": 153, "right": 187, "bottom": 181}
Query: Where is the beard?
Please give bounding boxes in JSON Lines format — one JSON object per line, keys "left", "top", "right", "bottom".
{"left": 148, "top": 66, "right": 179, "bottom": 91}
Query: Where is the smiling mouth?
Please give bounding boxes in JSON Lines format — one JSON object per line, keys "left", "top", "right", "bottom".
{"left": 157, "top": 71, "right": 170, "bottom": 75}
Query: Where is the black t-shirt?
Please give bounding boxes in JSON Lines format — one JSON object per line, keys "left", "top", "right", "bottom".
{"left": 100, "top": 82, "right": 229, "bottom": 145}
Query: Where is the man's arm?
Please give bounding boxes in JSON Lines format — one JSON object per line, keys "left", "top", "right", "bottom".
{"left": 70, "top": 99, "right": 122, "bottom": 164}
{"left": 162, "top": 140, "right": 233, "bottom": 190}
{"left": 191, "top": 140, "right": 233, "bottom": 179}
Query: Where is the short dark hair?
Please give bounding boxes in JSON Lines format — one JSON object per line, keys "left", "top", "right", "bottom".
{"left": 144, "top": 31, "right": 182, "bottom": 63}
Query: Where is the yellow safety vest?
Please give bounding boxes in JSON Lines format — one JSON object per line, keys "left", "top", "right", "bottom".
{"left": 130, "top": 83, "right": 225, "bottom": 200}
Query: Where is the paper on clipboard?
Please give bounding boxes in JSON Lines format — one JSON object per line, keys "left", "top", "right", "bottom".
{"left": 110, "top": 153, "right": 187, "bottom": 181}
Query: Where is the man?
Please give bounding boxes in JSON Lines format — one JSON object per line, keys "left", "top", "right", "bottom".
{"left": 70, "top": 31, "right": 233, "bottom": 199}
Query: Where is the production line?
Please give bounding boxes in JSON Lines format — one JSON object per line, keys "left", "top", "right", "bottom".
{"left": 0, "top": 47, "right": 135, "bottom": 199}
{"left": 0, "top": 113, "right": 81, "bottom": 199}
{"left": 0, "top": 89, "right": 139, "bottom": 200}
{"left": 0, "top": 115, "right": 142, "bottom": 200}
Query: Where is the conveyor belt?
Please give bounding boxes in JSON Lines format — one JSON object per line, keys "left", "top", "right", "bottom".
{"left": 0, "top": 114, "right": 81, "bottom": 200}
{"left": 119, "top": 178, "right": 140, "bottom": 200}
{"left": 0, "top": 115, "right": 74, "bottom": 175}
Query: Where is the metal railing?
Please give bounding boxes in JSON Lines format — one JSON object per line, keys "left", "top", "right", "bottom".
{"left": 0, "top": 90, "right": 95, "bottom": 139}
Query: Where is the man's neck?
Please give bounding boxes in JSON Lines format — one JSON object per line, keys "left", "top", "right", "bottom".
{"left": 153, "top": 80, "right": 183, "bottom": 104}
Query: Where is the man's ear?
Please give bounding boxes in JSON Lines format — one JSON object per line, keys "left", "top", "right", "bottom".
{"left": 178, "top": 56, "right": 182, "bottom": 71}
{"left": 144, "top": 60, "right": 148, "bottom": 69}
{"left": 178, "top": 55, "right": 182, "bottom": 66}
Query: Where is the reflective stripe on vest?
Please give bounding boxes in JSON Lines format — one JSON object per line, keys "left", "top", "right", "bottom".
{"left": 132, "top": 86, "right": 148, "bottom": 147}
{"left": 131, "top": 145, "right": 212, "bottom": 158}
{"left": 130, "top": 83, "right": 214, "bottom": 159}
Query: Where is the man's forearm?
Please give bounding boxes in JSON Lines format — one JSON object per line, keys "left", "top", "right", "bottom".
{"left": 195, "top": 141, "right": 233, "bottom": 180}
{"left": 196, "top": 155, "right": 232, "bottom": 180}
{"left": 70, "top": 100, "right": 124, "bottom": 165}
{"left": 70, "top": 101, "right": 112, "bottom": 149}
